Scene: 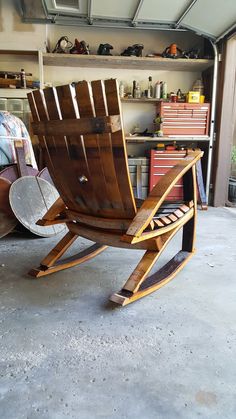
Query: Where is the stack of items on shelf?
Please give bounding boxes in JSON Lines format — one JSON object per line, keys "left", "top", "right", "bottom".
{"left": 123, "top": 77, "right": 210, "bottom": 139}
{"left": 120, "top": 77, "right": 205, "bottom": 104}
{"left": 160, "top": 43, "right": 200, "bottom": 59}
{"left": 0, "top": 70, "right": 39, "bottom": 89}
{"left": 119, "top": 77, "right": 170, "bottom": 100}
{"left": 51, "top": 36, "right": 210, "bottom": 60}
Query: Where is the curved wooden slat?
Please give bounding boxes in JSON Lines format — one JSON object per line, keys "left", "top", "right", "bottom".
{"left": 104, "top": 79, "right": 136, "bottom": 217}
{"left": 75, "top": 81, "right": 111, "bottom": 211}
{"left": 91, "top": 80, "right": 125, "bottom": 212}
{"left": 55, "top": 84, "right": 100, "bottom": 212}
{"left": 31, "top": 89, "right": 76, "bottom": 210}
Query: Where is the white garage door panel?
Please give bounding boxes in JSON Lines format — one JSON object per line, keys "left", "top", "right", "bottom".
{"left": 26, "top": 0, "right": 236, "bottom": 40}
{"left": 181, "top": 0, "right": 236, "bottom": 38}
{"left": 137, "top": 0, "right": 190, "bottom": 22}
{"left": 92, "top": 0, "right": 138, "bottom": 19}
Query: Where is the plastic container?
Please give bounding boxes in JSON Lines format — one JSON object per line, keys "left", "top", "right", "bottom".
{"left": 7, "top": 98, "right": 24, "bottom": 112}
{"left": 0, "top": 98, "right": 7, "bottom": 111}
{"left": 192, "top": 79, "right": 204, "bottom": 96}
{"left": 155, "top": 82, "right": 161, "bottom": 99}
{"left": 23, "top": 99, "right": 31, "bottom": 113}
{"left": 161, "top": 82, "right": 167, "bottom": 99}
{"left": 147, "top": 76, "right": 153, "bottom": 98}
{"left": 134, "top": 83, "right": 141, "bottom": 99}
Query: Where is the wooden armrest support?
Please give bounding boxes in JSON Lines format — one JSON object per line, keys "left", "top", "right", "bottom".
{"left": 36, "top": 197, "right": 67, "bottom": 226}
{"left": 125, "top": 150, "right": 203, "bottom": 238}
{"left": 36, "top": 215, "right": 68, "bottom": 226}
{"left": 32, "top": 115, "right": 121, "bottom": 136}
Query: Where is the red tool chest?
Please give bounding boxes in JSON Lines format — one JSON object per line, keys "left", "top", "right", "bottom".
{"left": 149, "top": 150, "right": 186, "bottom": 200}
{"left": 156, "top": 102, "right": 210, "bottom": 136}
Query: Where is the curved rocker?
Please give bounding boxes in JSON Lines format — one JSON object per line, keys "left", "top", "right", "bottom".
{"left": 29, "top": 231, "right": 107, "bottom": 278}
{"left": 27, "top": 79, "right": 203, "bottom": 306}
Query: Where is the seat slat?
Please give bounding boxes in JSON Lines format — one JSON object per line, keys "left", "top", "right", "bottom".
{"left": 159, "top": 216, "right": 172, "bottom": 225}
{"left": 168, "top": 214, "right": 178, "bottom": 222}
{"left": 152, "top": 201, "right": 192, "bottom": 229}
{"left": 104, "top": 79, "right": 136, "bottom": 218}
{"left": 174, "top": 208, "right": 185, "bottom": 218}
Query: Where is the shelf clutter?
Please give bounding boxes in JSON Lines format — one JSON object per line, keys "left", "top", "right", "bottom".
{"left": 122, "top": 75, "right": 210, "bottom": 140}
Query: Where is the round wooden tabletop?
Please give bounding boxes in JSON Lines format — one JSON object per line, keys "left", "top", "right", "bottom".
{"left": 9, "top": 176, "right": 66, "bottom": 237}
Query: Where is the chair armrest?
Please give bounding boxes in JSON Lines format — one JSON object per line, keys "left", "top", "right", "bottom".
{"left": 124, "top": 150, "right": 203, "bottom": 238}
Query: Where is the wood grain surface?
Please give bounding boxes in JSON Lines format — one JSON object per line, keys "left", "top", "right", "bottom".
{"left": 9, "top": 176, "right": 65, "bottom": 237}
{"left": 0, "top": 177, "right": 17, "bottom": 238}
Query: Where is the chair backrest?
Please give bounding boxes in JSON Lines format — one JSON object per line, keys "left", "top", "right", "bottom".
{"left": 28, "top": 79, "right": 137, "bottom": 220}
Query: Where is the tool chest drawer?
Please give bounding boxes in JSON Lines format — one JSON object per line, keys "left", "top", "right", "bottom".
{"left": 149, "top": 150, "right": 186, "bottom": 199}
{"left": 156, "top": 102, "right": 210, "bottom": 136}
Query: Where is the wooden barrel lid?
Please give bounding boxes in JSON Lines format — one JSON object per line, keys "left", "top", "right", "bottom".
{"left": 0, "top": 177, "right": 17, "bottom": 238}
{"left": 0, "top": 164, "right": 38, "bottom": 183}
{"left": 9, "top": 176, "right": 66, "bottom": 237}
{"left": 37, "top": 167, "right": 54, "bottom": 185}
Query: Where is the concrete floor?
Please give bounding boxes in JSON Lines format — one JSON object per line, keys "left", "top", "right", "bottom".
{"left": 0, "top": 207, "right": 236, "bottom": 419}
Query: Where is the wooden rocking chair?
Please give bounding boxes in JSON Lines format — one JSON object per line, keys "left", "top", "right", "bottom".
{"left": 27, "top": 79, "right": 203, "bottom": 306}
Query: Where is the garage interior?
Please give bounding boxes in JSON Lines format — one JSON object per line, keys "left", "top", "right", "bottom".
{"left": 0, "top": 1, "right": 236, "bottom": 418}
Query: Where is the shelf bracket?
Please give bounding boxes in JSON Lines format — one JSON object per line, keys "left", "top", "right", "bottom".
{"left": 131, "top": 0, "right": 144, "bottom": 27}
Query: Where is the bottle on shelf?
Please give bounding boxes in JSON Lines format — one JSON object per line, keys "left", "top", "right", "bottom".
{"left": 119, "top": 81, "right": 125, "bottom": 98}
{"left": 147, "top": 76, "right": 153, "bottom": 98}
{"left": 154, "top": 81, "right": 161, "bottom": 99}
{"left": 134, "top": 82, "right": 141, "bottom": 99}
{"left": 192, "top": 78, "right": 204, "bottom": 96}
{"left": 161, "top": 81, "right": 167, "bottom": 99}
{"left": 20, "top": 68, "right": 26, "bottom": 89}
{"left": 132, "top": 80, "right": 137, "bottom": 98}
{"left": 176, "top": 88, "right": 182, "bottom": 101}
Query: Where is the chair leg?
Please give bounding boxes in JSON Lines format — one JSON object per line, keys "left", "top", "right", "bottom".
{"left": 29, "top": 231, "right": 107, "bottom": 278}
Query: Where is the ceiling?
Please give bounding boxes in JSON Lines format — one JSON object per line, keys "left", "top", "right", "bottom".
{"left": 20, "top": 0, "right": 236, "bottom": 42}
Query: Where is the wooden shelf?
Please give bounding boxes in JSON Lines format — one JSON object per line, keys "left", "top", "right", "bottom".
{"left": 125, "top": 135, "right": 210, "bottom": 143}
{"left": 0, "top": 88, "right": 33, "bottom": 98}
{"left": 0, "top": 50, "right": 38, "bottom": 56}
{"left": 122, "top": 98, "right": 161, "bottom": 103}
{"left": 42, "top": 53, "right": 213, "bottom": 72}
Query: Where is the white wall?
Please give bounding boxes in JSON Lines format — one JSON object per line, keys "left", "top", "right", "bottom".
{"left": 0, "top": 0, "right": 46, "bottom": 50}
{"left": 0, "top": 0, "right": 46, "bottom": 77}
